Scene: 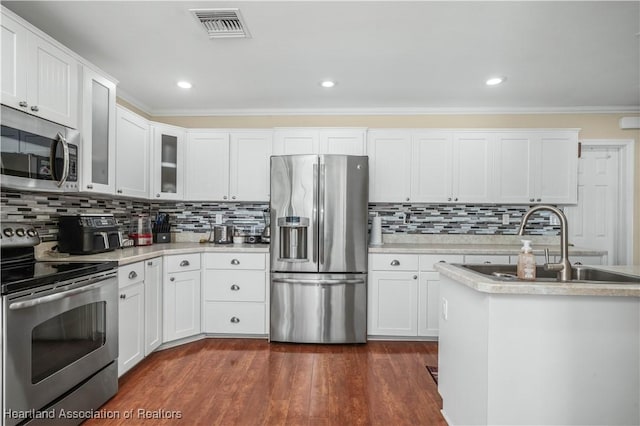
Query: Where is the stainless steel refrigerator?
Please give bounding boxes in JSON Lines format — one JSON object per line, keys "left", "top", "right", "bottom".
{"left": 270, "top": 154, "right": 368, "bottom": 343}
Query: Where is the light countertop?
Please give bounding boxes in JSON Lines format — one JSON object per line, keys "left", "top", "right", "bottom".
{"left": 434, "top": 262, "right": 640, "bottom": 297}
{"left": 368, "top": 242, "right": 605, "bottom": 257}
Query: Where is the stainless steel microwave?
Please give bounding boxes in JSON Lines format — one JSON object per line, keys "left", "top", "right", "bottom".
{"left": 1, "top": 105, "right": 79, "bottom": 192}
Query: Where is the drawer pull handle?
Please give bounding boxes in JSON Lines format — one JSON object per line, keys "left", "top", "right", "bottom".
{"left": 390, "top": 260, "right": 400, "bottom": 266}
{"left": 180, "top": 260, "right": 190, "bottom": 267}
{"left": 483, "top": 261, "right": 492, "bottom": 264}
{"left": 230, "top": 284, "right": 240, "bottom": 291}
{"left": 438, "top": 260, "right": 446, "bottom": 263}
{"left": 230, "top": 317, "right": 240, "bottom": 324}
{"left": 128, "top": 271, "right": 137, "bottom": 279}
{"left": 231, "top": 259, "right": 240, "bottom": 265}
{"left": 120, "top": 294, "right": 126, "bottom": 299}
{"left": 574, "top": 261, "right": 582, "bottom": 265}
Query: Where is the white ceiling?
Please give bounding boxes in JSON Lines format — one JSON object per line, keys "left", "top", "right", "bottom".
{"left": 4, "top": 1, "right": 640, "bottom": 116}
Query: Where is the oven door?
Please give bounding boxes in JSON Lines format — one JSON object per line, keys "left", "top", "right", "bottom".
{"left": 3, "top": 271, "right": 117, "bottom": 423}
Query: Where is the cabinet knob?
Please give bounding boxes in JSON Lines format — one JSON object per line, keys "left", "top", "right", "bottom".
{"left": 120, "top": 294, "right": 126, "bottom": 299}
{"left": 87, "top": 184, "right": 94, "bottom": 189}
{"left": 147, "top": 261, "right": 153, "bottom": 266}
{"left": 230, "top": 284, "right": 240, "bottom": 291}
{"left": 390, "top": 259, "right": 400, "bottom": 266}
{"left": 232, "top": 196, "right": 236, "bottom": 200}
{"left": 128, "top": 271, "right": 137, "bottom": 279}
{"left": 231, "top": 259, "right": 240, "bottom": 265}
{"left": 438, "top": 260, "right": 446, "bottom": 263}
{"left": 537, "top": 198, "right": 542, "bottom": 202}
{"left": 223, "top": 196, "right": 228, "bottom": 200}
{"left": 406, "top": 197, "right": 410, "bottom": 202}
{"left": 30, "top": 105, "right": 39, "bottom": 112}
{"left": 454, "top": 198, "right": 458, "bottom": 202}
{"left": 574, "top": 261, "right": 583, "bottom": 266}
{"left": 529, "top": 198, "right": 535, "bottom": 202}
{"left": 117, "top": 189, "right": 123, "bottom": 194}
{"left": 483, "top": 261, "right": 492, "bottom": 264}
{"left": 170, "top": 277, "right": 175, "bottom": 282}
{"left": 156, "top": 194, "right": 161, "bottom": 198}
{"left": 447, "top": 197, "right": 452, "bottom": 201}
{"left": 180, "top": 260, "right": 190, "bottom": 267}
{"left": 413, "top": 275, "right": 418, "bottom": 280}
{"left": 19, "top": 101, "right": 28, "bottom": 108}
{"left": 230, "top": 317, "right": 240, "bottom": 324}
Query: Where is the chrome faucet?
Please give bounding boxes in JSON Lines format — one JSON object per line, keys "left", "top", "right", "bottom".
{"left": 517, "top": 205, "right": 572, "bottom": 281}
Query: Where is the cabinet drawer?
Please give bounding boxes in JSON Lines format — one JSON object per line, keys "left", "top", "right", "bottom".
{"left": 119, "top": 261, "right": 145, "bottom": 288}
{"left": 203, "top": 252, "right": 265, "bottom": 270}
{"left": 203, "top": 302, "right": 265, "bottom": 334}
{"left": 166, "top": 253, "right": 201, "bottom": 273}
{"left": 370, "top": 254, "right": 418, "bottom": 271}
{"left": 419, "top": 254, "right": 464, "bottom": 271}
{"left": 203, "top": 270, "right": 266, "bottom": 302}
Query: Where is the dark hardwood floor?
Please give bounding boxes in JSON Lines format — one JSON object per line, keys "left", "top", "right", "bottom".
{"left": 86, "top": 339, "right": 444, "bottom": 426}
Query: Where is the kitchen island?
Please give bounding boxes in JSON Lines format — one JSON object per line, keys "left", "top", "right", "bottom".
{"left": 434, "top": 263, "right": 640, "bottom": 426}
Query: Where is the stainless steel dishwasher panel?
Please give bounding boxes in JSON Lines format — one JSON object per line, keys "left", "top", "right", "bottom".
{"left": 270, "top": 273, "right": 367, "bottom": 343}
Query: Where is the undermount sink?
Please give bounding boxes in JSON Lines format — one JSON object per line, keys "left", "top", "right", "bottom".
{"left": 460, "top": 264, "right": 640, "bottom": 284}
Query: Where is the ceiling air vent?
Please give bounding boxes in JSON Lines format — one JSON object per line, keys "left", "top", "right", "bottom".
{"left": 190, "top": 8, "right": 251, "bottom": 39}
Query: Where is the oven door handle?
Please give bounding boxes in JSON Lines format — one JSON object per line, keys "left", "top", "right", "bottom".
{"left": 9, "top": 277, "right": 111, "bottom": 310}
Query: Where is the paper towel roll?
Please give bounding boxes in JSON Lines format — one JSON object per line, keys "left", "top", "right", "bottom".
{"left": 370, "top": 216, "right": 383, "bottom": 245}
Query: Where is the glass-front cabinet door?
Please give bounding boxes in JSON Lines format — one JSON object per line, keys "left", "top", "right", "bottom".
{"left": 151, "top": 123, "right": 184, "bottom": 200}
{"left": 80, "top": 66, "right": 116, "bottom": 194}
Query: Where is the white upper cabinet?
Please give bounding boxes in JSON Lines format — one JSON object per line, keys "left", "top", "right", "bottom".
{"left": 273, "top": 128, "right": 366, "bottom": 155}
{"left": 318, "top": 129, "right": 366, "bottom": 155}
{"left": 494, "top": 130, "right": 578, "bottom": 204}
{"left": 229, "top": 131, "right": 272, "bottom": 201}
{"left": 80, "top": 66, "right": 117, "bottom": 194}
{"left": 151, "top": 123, "right": 185, "bottom": 200}
{"left": 184, "top": 131, "right": 229, "bottom": 201}
{"left": 368, "top": 130, "right": 412, "bottom": 202}
{"left": 411, "top": 131, "right": 454, "bottom": 202}
{"left": 452, "top": 132, "right": 494, "bottom": 203}
{"left": 185, "top": 130, "right": 272, "bottom": 201}
{"left": 1, "top": 10, "right": 78, "bottom": 128}
{"left": 115, "top": 106, "right": 149, "bottom": 198}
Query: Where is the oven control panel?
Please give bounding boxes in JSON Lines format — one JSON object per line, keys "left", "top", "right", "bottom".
{"left": 0, "top": 222, "right": 40, "bottom": 248}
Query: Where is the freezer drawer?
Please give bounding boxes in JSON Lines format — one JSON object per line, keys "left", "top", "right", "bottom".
{"left": 270, "top": 273, "right": 367, "bottom": 343}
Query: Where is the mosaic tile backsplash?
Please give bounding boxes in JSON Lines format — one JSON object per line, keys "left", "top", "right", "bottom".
{"left": 1, "top": 189, "right": 560, "bottom": 242}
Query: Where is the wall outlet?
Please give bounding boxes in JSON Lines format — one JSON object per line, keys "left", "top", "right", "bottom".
{"left": 442, "top": 297, "right": 448, "bottom": 321}
{"left": 502, "top": 213, "right": 510, "bottom": 225}
{"left": 215, "top": 213, "right": 223, "bottom": 224}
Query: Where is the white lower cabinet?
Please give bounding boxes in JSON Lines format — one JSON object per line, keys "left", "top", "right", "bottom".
{"left": 163, "top": 254, "right": 201, "bottom": 342}
{"left": 202, "top": 253, "right": 268, "bottom": 335}
{"left": 118, "top": 262, "right": 145, "bottom": 377}
{"left": 144, "top": 257, "right": 163, "bottom": 355}
{"left": 368, "top": 253, "right": 462, "bottom": 338}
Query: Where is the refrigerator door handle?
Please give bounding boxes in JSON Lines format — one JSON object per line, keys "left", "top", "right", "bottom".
{"left": 318, "top": 161, "right": 325, "bottom": 267}
{"left": 312, "top": 162, "right": 318, "bottom": 264}
{"left": 271, "top": 278, "right": 365, "bottom": 285}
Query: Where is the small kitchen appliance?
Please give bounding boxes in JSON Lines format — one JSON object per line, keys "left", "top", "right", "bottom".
{"left": 213, "top": 225, "right": 234, "bottom": 244}
{"left": 58, "top": 214, "right": 121, "bottom": 254}
{"left": 153, "top": 213, "right": 171, "bottom": 243}
{"left": 130, "top": 215, "right": 153, "bottom": 246}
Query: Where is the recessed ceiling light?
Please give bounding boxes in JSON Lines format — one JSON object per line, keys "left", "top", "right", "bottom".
{"left": 177, "top": 81, "right": 192, "bottom": 89}
{"left": 320, "top": 80, "right": 336, "bottom": 88}
{"left": 486, "top": 76, "right": 506, "bottom": 86}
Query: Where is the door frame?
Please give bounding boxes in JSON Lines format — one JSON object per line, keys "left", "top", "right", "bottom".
{"left": 579, "top": 139, "right": 635, "bottom": 264}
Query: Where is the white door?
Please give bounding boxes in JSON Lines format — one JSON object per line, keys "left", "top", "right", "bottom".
{"left": 164, "top": 270, "right": 201, "bottom": 342}
{"left": 144, "top": 258, "right": 163, "bottom": 355}
{"left": 229, "top": 131, "right": 272, "bottom": 201}
{"left": 184, "top": 132, "right": 229, "bottom": 201}
{"left": 1, "top": 14, "right": 27, "bottom": 110}
{"left": 536, "top": 133, "right": 579, "bottom": 204}
{"left": 273, "top": 129, "right": 319, "bottom": 154}
{"left": 151, "top": 124, "right": 185, "bottom": 200}
{"left": 411, "top": 131, "right": 454, "bottom": 202}
{"left": 565, "top": 147, "right": 619, "bottom": 264}
{"left": 368, "top": 271, "right": 418, "bottom": 336}
{"left": 493, "top": 132, "right": 535, "bottom": 203}
{"left": 319, "top": 129, "right": 366, "bottom": 155}
{"left": 116, "top": 106, "right": 149, "bottom": 198}
{"left": 118, "top": 281, "right": 145, "bottom": 376}
{"left": 418, "top": 272, "right": 440, "bottom": 337}
{"left": 453, "top": 133, "right": 494, "bottom": 203}
{"left": 368, "top": 131, "right": 412, "bottom": 202}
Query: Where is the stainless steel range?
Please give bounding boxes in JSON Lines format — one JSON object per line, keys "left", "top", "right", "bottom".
{"left": 1, "top": 223, "right": 118, "bottom": 425}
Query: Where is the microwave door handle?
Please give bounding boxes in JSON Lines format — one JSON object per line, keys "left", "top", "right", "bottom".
{"left": 55, "top": 132, "right": 70, "bottom": 187}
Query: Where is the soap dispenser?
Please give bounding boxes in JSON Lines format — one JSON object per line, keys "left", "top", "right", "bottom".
{"left": 517, "top": 240, "right": 536, "bottom": 280}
